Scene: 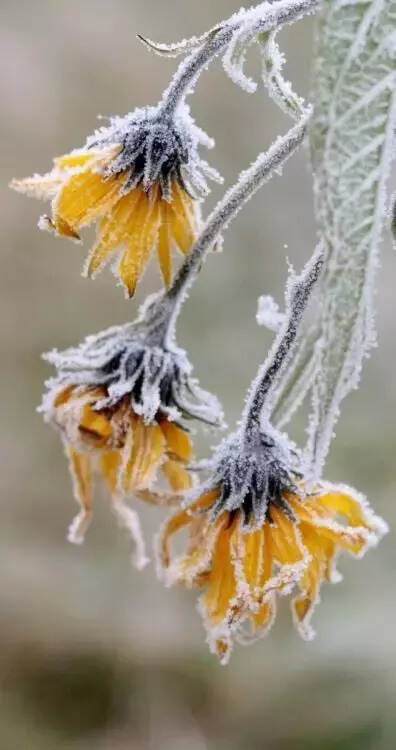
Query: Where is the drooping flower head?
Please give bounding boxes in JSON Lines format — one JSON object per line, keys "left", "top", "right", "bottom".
{"left": 159, "top": 424, "right": 387, "bottom": 663}
{"left": 11, "top": 104, "right": 221, "bottom": 296}
{"left": 41, "top": 297, "right": 223, "bottom": 564}
{"left": 158, "top": 246, "right": 387, "bottom": 662}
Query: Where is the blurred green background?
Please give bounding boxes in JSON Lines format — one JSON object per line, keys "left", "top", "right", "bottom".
{"left": 1, "top": 1, "right": 396, "bottom": 748}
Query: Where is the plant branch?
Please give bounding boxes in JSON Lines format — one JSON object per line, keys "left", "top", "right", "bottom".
{"left": 242, "top": 241, "right": 325, "bottom": 440}
{"left": 160, "top": 0, "right": 319, "bottom": 117}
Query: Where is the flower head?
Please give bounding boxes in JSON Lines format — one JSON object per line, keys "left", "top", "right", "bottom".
{"left": 11, "top": 104, "right": 221, "bottom": 296}
{"left": 41, "top": 305, "right": 223, "bottom": 563}
{"left": 159, "top": 425, "right": 387, "bottom": 663}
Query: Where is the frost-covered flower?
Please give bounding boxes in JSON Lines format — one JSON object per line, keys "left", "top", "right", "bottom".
{"left": 11, "top": 104, "right": 221, "bottom": 296}
{"left": 159, "top": 425, "right": 387, "bottom": 663}
{"left": 41, "top": 306, "right": 223, "bottom": 557}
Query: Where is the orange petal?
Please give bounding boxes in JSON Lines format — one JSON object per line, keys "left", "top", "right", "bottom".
{"left": 99, "top": 450, "right": 121, "bottom": 493}
{"left": 157, "top": 200, "right": 172, "bottom": 286}
{"left": 118, "top": 193, "right": 161, "bottom": 297}
{"left": 252, "top": 599, "right": 275, "bottom": 630}
{"left": 64, "top": 443, "right": 93, "bottom": 543}
{"left": 201, "top": 515, "right": 238, "bottom": 625}
{"left": 120, "top": 418, "right": 165, "bottom": 492}
{"left": 79, "top": 403, "right": 112, "bottom": 442}
{"left": 54, "top": 167, "right": 122, "bottom": 234}
{"left": 160, "top": 489, "right": 220, "bottom": 570}
{"left": 241, "top": 527, "right": 264, "bottom": 593}
{"left": 160, "top": 420, "right": 193, "bottom": 462}
{"left": 160, "top": 507, "right": 194, "bottom": 569}
{"left": 315, "top": 489, "right": 368, "bottom": 528}
{"left": 54, "top": 386, "right": 74, "bottom": 408}
{"left": 269, "top": 507, "right": 304, "bottom": 565}
{"left": 54, "top": 148, "right": 106, "bottom": 170}
{"left": 86, "top": 188, "right": 143, "bottom": 277}
{"left": 163, "top": 459, "right": 192, "bottom": 491}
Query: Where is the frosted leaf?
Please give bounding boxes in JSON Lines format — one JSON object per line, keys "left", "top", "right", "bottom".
{"left": 136, "top": 26, "right": 223, "bottom": 58}
{"left": 222, "top": 23, "right": 259, "bottom": 94}
{"left": 391, "top": 194, "right": 396, "bottom": 248}
{"left": 159, "top": 0, "right": 320, "bottom": 116}
{"left": 271, "top": 327, "right": 321, "bottom": 429}
{"left": 256, "top": 294, "right": 285, "bottom": 331}
{"left": 260, "top": 30, "right": 307, "bottom": 120}
{"left": 307, "top": 0, "right": 396, "bottom": 478}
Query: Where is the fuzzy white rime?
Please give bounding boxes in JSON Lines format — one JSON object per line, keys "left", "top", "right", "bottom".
{"left": 306, "top": 0, "right": 396, "bottom": 477}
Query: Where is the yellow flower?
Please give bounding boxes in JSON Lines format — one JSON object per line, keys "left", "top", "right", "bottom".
{"left": 53, "top": 385, "right": 194, "bottom": 558}
{"left": 11, "top": 147, "right": 195, "bottom": 296}
{"left": 10, "top": 106, "right": 221, "bottom": 296}
{"left": 159, "top": 481, "right": 387, "bottom": 663}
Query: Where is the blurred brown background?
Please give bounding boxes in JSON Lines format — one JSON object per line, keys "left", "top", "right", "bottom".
{"left": 1, "top": 1, "right": 396, "bottom": 748}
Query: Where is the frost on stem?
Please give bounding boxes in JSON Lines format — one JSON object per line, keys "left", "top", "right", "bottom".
{"left": 158, "top": 249, "right": 386, "bottom": 663}
{"left": 243, "top": 242, "right": 324, "bottom": 431}
{"left": 307, "top": 0, "right": 396, "bottom": 478}
{"left": 147, "top": 0, "right": 319, "bottom": 112}
{"left": 10, "top": 0, "right": 318, "bottom": 297}
{"left": 166, "top": 109, "right": 312, "bottom": 312}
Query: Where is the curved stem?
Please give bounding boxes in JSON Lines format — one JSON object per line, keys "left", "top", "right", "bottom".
{"left": 160, "top": 108, "right": 312, "bottom": 343}
{"left": 242, "top": 241, "right": 325, "bottom": 440}
{"left": 160, "top": 0, "right": 318, "bottom": 117}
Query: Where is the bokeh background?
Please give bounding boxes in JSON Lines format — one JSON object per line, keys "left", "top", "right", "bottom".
{"left": 2, "top": 1, "right": 396, "bottom": 748}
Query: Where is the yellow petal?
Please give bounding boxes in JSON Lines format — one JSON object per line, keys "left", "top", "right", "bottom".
{"left": 269, "top": 507, "right": 304, "bottom": 565}
{"left": 120, "top": 193, "right": 161, "bottom": 296}
{"left": 54, "top": 167, "right": 122, "bottom": 234}
{"left": 252, "top": 599, "right": 274, "bottom": 630}
{"left": 160, "top": 420, "right": 193, "bottom": 462}
{"left": 242, "top": 527, "right": 264, "bottom": 592}
{"left": 79, "top": 403, "right": 112, "bottom": 442}
{"left": 160, "top": 489, "right": 219, "bottom": 569}
{"left": 160, "top": 507, "right": 194, "bottom": 569}
{"left": 54, "top": 386, "right": 74, "bottom": 408}
{"left": 170, "top": 182, "right": 197, "bottom": 255}
{"left": 54, "top": 149, "right": 100, "bottom": 170}
{"left": 170, "top": 206, "right": 195, "bottom": 255}
{"left": 66, "top": 445, "right": 92, "bottom": 511}
{"left": 201, "top": 515, "right": 238, "bottom": 625}
{"left": 64, "top": 443, "right": 93, "bottom": 543}
{"left": 316, "top": 489, "right": 368, "bottom": 528}
{"left": 313, "top": 523, "right": 367, "bottom": 556}
{"left": 86, "top": 188, "right": 143, "bottom": 277}
{"left": 99, "top": 450, "right": 121, "bottom": 493}
{"left": 55, "top": 144, "right": 120, "bottom": 170}
{"left": 120, "top": 418, "right": 165, "bottom": 492}
{"left": 157, "top": 200, "right": 172, "bottom": 286}
{"left": 163, "top": 459, "right": 192, "bottom": 491}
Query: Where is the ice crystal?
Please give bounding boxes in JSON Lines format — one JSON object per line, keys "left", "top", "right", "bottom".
{"left": 256, "top": 294, "right": 285, "bottom": 331}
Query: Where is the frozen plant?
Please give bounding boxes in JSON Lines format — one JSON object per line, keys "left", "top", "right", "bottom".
{"left": 11, "top": 0, "right": 393, "bottom": 663}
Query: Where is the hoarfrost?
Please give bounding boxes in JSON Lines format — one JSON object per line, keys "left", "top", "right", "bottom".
{"left": 307, "top": 0, "right": 396, "bottom": 477}
{"left": 256, "top": 294, "right": 285, "bottom": 331}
